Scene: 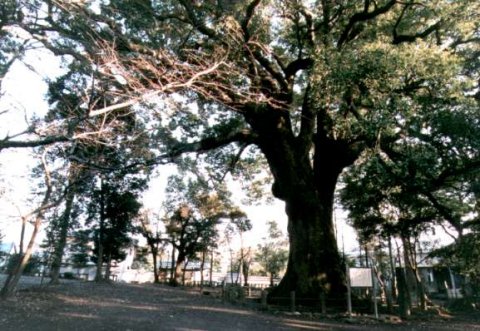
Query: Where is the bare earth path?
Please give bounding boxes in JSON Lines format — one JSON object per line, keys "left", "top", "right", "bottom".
{"left": 0, "top": 277, "right": 479, "bottom": 330}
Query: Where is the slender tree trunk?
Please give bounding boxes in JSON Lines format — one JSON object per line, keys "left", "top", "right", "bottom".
{"left": 413, "top": 266, "right": 428, "bottom": 310}
{"left": 170, "top": 244, "right": 176, "bottom": 284}
{"left": 151, "top": 246, "right": 159, "bottom": 283}
{"left": 95, "top": 240, "right": 104, "bottom": 281}
{"left": 174, "top": 253, "right": 185, "bottom": 286}
{"left": 237, "top": 247, "right": 244, "bottom": 285}
{"left": 364, "top": 245, "right": 369, "bottom": 267}
{"left": 19, "top": 217, "right": 26, "bottom": 256}
{"left": 396, "top": 267, "right": 411, "bottom": 319}
{"left": 200, "top": 249, "right": 206, "bottom": 289}
{"left": 243, "top": 260, "right": 250, "bottom": 287}
{"left": 374, "top": 264, "right": 393, "bottom": 312}
{"left": 1, "top": 155, "right": 52, "bottom": 298}
{"left": 182, "top": 259, "right": 189, "bottom": 286}
{"left": 229, "top": 249, "right": 235, "bottom": 284}
{"left": 402, "top": 236, "right": 417, "bottom": 308}
{"left": 209, "top": 249, "right": 214, "bottom": 286}
{"left": 388, "top": 236, "right": 397, "bottom": 301}
{"left": 105, "top": 253, "right": 112, "bottom": 281}
{"left": 50, "top": 184, "right": 76, "bottom": 284}
{"left": 1, "top": 217, "right": 41, "bottom": 297}
{"left": 95, "top": 179, "right": 105, "bottom": 282}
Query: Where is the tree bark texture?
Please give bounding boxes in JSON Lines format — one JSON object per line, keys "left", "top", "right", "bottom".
{"left": 151, "top": 246, "right": 159, "bottom": 283}
{"left": 246, "top": 109, "right": 358, "bottom": 302}
{"left": 50, "top": 183, "right": 76, "bottom": 284}
{"left": 95, "top": 179, "right": 105, "bottom": 282}
{"left": 396, "top": 267, "right": 411, "bottom": 319}
{"left": 173, "top": 251, "right": 185, "bottom": 286}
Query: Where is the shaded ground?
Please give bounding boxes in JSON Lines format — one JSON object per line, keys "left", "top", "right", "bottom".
{"left": 0, "top": 276, "right": 479, "bottom": 331}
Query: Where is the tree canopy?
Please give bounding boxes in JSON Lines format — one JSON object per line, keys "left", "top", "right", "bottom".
{"left": 0, "top": 0, "right": 478, "bottom": 301}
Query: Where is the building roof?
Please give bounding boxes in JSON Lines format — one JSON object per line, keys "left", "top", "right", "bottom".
{"left": 158, "top": 260, "right": 211, "bottom": 270}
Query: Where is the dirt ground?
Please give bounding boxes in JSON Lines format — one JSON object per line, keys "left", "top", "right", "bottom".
{"left": 0, "top": 277, "right": 479, "bottom": 331}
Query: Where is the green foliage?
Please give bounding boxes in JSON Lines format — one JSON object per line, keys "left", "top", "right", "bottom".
{"left": 62, "top": 272, "right": 76, "bottom": 280}
{"left": 69, "top": 229, "right": 92, "bottom": 269}
{"left": 255, "top": 221, "right": 288, "bottom": 283}
{"left": 224, "top": 284, "right": 245, "bottom": 302}
{"left": 131, "top": 245, "right": 150, "bottom": 270}
{"left": 91, "top": 187, "right": 142, "bottom": 264}
{"left": 431, "top": 232, "right": 480, "bottom": 295}
{"left": 6, "top": 253, "right": 42, "bottom": 276}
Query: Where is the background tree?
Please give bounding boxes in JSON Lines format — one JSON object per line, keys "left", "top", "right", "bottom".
{"left": 256, "top": 220, "right": 288, "bottom": 287}
{"left": 224, "top": 210, "right": 252, "bottom": 285}
{"left": 340, "top": 81, "right": 480, "bottom": 309}
{"left": 0, "top": 150, "right": 56, "bottom": 298}
{"left": 136, "top": 210, "right": 164, "bottom": 283}
{"left": 69, "top": 229, "right": 91, "bottom": 276}
{"left": 89, "top": 181, "right": 142, "bottom": 281}
{"left": 164, "top": 173, "right": 236, "bottom": 286}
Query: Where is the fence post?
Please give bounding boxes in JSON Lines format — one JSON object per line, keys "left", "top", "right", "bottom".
{"left": 319, "top": 291, "right": 326, "bottom": 314}
{"left": 222, "top": 281, "right": 226, "bottom": 303}
{"left": 346, "top": 265, "right": 352, "bottom": 317}
{"left": 261, "top": 289, "right": 268, "bottom": 309}
{"left": 290, "top": 291, "right": 296, "bottom": 312}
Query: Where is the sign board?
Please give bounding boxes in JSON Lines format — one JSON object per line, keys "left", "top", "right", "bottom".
{"left": 349, "top": 267, "right": 373, "bottom": 287}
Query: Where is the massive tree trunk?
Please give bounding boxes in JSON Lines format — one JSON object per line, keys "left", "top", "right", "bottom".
{"left": 273, "top": 173, "right": 346, "bottom": 302}
{"left": 247, "top": 108, "right": 360, "bottom": 303}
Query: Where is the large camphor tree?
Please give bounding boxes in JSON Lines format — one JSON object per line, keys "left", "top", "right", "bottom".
{"left": 9, "top": 0, "right": 480, "bottom": 301}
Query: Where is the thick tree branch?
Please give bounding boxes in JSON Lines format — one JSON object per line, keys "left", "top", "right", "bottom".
{"left": 432, "top": 159, "right": 480, "bottom": 189}
{"left": 422, "top": 190, "right": 463, "bottom": 235}
{"left": 250, "top": 46, "right": 289, "bottom": 92}
{"left": 69, "top": 129, "right": 258, "bottom": 172}
{"left": 337, "top": 0, "right": 397, "bottom": 48}
{"left": 393, "top": 21, "right": 441, "bottom": 44}
{"left": 178, "top": 0, "right": 220, "bottom": 40}
{"left": 167, "top": 129, "right": 256, "bottom": 159}
{"left": 0, "top": 135, "right": 70, "bottom": 152}
{"left": 284, "top": 58, "right": 314, "bottom": 81}
{"left": 297, "top": 84, "right": 315, "bottom": 156}
{"left": 241, "top": 0, "right": 262, "bottom": 41}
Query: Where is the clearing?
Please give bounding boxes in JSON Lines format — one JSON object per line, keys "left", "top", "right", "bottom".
{"left": 0, "top": 276, "right": 479, "bottom": 330}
